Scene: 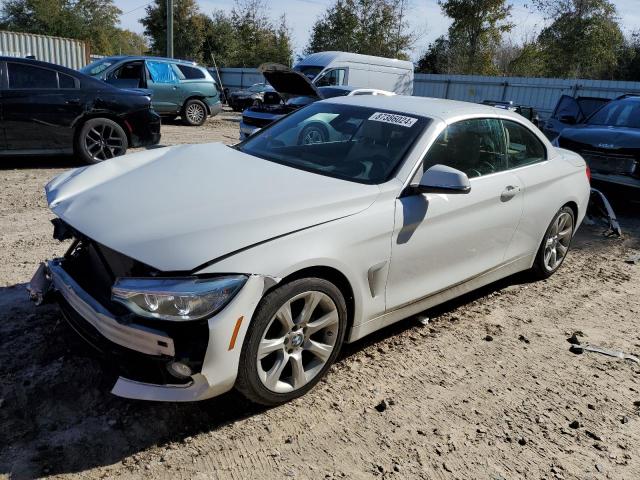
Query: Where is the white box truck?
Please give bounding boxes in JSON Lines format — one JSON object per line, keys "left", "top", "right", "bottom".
{"left": 294, "top": 51, "right": 414, "bottom": 95}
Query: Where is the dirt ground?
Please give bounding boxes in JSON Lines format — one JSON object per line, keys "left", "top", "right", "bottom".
{"left": 1, "top": 110, "right": 640, "bottom": 480}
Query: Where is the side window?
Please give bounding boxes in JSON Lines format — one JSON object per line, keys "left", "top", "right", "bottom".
{"left": 176, "top": 64, "right": 205, "bottom": 80}
{"left": 422, "top": 118, "right": 507, "bottom": 178}
{"left": 107, "top": 61, "right": 145, "bottom": 86}
{"left": 7, "top": 63, "right": 58, "bottom": 89}
{"left": 316, "top": 68, "right": 346, "bottom": 87}
{"left": 146, "top": 61, "right": 179, "bottom": 84}
{"left": 59, "top": 72, "right": 77, "bottom": 89}
{"left": 503, "top": 120, "right": 546, "bottom": 169}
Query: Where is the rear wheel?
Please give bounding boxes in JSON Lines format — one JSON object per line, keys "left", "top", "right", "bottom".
{"left": 76, "top": 118, "right": 128, "bottom": 164}
{"left": 182, "top": 99, "right": 207, "bottom": 126}
{"left": 236, "top": 278, "right": 347, "bottom": 405}
{"left": 531, "top": 206, "right": 575, "bottom": 279}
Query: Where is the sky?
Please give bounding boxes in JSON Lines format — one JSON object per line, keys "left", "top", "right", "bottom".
{"left": 114, "top": 0, "right": 640, "bottom": 61}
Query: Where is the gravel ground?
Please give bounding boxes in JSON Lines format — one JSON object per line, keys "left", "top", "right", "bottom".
{"left": 1, "top": 111, "right": 639, "bottom": 480}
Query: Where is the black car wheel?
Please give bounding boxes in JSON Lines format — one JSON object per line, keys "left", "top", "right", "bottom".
{"left": 76, "top": 118, "right": 128, "bottom": 164}
{"left": 182, "top": 99, "right": 207, "bottom": 126}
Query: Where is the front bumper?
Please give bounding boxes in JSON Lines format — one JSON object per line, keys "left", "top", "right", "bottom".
{"left": 31, "top": 259, "right": 267, "bottom": 402}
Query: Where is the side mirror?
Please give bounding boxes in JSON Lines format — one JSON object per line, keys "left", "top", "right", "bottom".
{"left": 559, "top": 114, "right": 577, "bottom": 125}
{"left": 411, "top": 164, "right": 471, "bottom": 194}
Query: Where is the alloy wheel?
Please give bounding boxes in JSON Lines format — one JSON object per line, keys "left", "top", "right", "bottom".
{"left": 186, "top": 103, "right": 205, "bottom": 125}
{"left": 543, "top": 211, "right": 573, "bottom": 271}
{"left": 257, "top": 291, "right": 339, "bottom": 393}
{"left": 84, "top": 123, "right": 126, "bottom": 161}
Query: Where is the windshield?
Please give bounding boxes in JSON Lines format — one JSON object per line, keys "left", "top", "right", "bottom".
{"left": 238, "top": 103, "right": 429, "bottom": 184}
{"left": 80, "top": 58, "right": 114, "bottom": 76}
{"left": 293, "top": 65, "right": 324, "bottom": 80}
{"left": 588, "top": 98, "right": 640, "bottom": 128}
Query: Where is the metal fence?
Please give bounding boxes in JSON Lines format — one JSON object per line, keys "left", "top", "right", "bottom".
{"left": 218, "top": 67, "right": 266, "bottom": 91}
{"left": 414, "top": 74, "right": 640, "bottom": 119}
{"left": 218, "top": 67, "right": 640, "bottom": 119}
{"left": 0, "top": 30, "right": 88, "bottom": 69}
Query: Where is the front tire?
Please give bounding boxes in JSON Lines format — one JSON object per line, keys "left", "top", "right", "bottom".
{"left": 236, "top": 278, "right": 347, "bottom": 406}
{"left": 531, "top": 206, "right": 575, "bottom": 279}
{"left": 182, "top": 99, "right": 207, "bottom": 126}
{"left": 76, "top": 118, "right": 128, "bottom": 164}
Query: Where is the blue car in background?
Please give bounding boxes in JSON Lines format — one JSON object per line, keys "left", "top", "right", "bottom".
{"left": 81, "top": 56, "right": 221, "bottom": 126}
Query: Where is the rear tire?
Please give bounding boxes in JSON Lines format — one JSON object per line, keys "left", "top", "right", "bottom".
{"left": 76, "top": 118, "right": 128, "bottom": 164}
{"left": 531, "top": 206, "right": 575, "bottom": 279}
{"left": 182, "top": 99, "right": 207, "bottom": 126}
{"left": 236, "top": 278, "right": 347, "bottom": 406}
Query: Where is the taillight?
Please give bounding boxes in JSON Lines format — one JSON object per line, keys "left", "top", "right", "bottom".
{"left": 586, "top": 165, "right": 591, "bottom": 183}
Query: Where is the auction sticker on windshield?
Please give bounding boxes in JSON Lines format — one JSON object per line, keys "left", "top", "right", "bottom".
{"left": 369, "top": 112, "right": 418, "bottom": 128}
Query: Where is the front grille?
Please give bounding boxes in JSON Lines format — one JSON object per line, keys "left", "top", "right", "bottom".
{"left": 580, "top": 150, "right": 637, "bottom": 175}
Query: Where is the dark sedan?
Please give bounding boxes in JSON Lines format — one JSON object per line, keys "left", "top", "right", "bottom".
{"left": 555, "top": 94, "right": 640, "bottom": 189}
{"left": 0, "top": 57, "right": 160, "bottom": 164}
{"left": 227, "top": 83, "right": 280, "bottom": 112}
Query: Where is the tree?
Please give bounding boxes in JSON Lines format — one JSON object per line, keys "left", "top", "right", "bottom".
{"left": 201, "top": 1, "right": 292, "bottom": 68}
{"left": 532, "top": 0, "right": 624, "bottom": 79}
{"left": 438, "top": 0, "right": 513, "bottom": 75}
{"left": 305, "top": 0, "right": 415, "bottom": 60}
{"left": 416, "top": 36, "right": 452, "bottom": 73}
{"left": 0, "top": 0, "right": 144, "bottom": 55}
{"left": 615, "top": 31, "right": 640, "bottom": 81}
{"left": 140, "top": 0, "right": 206, "bottom": 61}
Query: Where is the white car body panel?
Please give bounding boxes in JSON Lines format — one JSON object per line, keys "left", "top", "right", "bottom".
{"left": 46, "top": 143, "right": 380, "bottom": 272}
{"left": 41, "top": 96, "right": 591, "bottom": 401}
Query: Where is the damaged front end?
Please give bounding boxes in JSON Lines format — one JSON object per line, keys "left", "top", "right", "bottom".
{"left": 28, "top": 220, "right": 268, "bottom": 402}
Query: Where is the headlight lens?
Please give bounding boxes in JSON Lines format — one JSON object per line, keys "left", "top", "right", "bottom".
{"left": 111, "top": 275, "right": 247, "bottom": 321}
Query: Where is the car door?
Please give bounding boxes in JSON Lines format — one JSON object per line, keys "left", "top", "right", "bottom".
{"left": 385, "top": 117, "right": 524, "bottom": 310}
{"left": 2, "top": 62, "right": 84, "bottom": 151}
{"left": 145, "top": 60, "right": 181, "bottom": 114}
{"left": 500, "top": 119, "right": 557, "bottom": 260}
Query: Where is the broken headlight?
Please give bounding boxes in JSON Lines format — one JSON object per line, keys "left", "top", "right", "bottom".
{"left": 111, "top": 275, "right": 247, "bottom": 321}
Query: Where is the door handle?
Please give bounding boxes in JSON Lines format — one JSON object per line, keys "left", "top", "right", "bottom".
{"left": 65, "top": 98, "right": 81, "bottom": 105}
{"left": 500, "top": 185, "right": 521, "bottom": 202}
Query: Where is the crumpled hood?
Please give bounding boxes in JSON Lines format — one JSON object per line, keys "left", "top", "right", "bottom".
{"left": 560, "top": 124, "right": 640, "bottom": 149}
{"left": 46, "top": 143, "right": 379, "bottom": 272}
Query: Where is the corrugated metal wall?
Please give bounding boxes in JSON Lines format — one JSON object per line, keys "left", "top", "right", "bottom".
{"left": 414, "top": 74, "right": 640, "bottom": 118}
{"left": 0, "top": 31, "right": 88, "bottom": 69}
{"left": 218, "top": 68, "right": 265, "bottom": 91}
{"left": 219, "top": 68, "right": 640, "bottom": 119}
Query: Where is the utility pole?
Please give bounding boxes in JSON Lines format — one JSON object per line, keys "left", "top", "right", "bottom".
{"left": 167, "top": 0, "right": 174, "bottom": 58}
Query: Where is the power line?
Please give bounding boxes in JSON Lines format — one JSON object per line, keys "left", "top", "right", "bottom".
{"left": 121, "top": 2, "right": 152, "bottom": 16}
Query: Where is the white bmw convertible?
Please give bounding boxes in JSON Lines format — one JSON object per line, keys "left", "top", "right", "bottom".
{"left": 31, "top": 96, "right": 590, "bottom": 405}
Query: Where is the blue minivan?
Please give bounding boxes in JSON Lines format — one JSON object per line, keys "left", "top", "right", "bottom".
{"left": 81, "top": 56, "right": 221, "bottom": 126}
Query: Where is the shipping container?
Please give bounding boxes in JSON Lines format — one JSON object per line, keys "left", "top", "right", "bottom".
{"left": 0, "top": 30, "right": 88, "bottom": 69}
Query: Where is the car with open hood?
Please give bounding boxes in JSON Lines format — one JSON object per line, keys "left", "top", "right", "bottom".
{"left": 30, "top": 95, "right": 590, "bottom": 406}
{"left": 542, "top": 94, "right": 610, "bottom": 140}
{"left": 553, "top": 94, "right": 640, "bottom": 189}
{"left": 239, "top": 63, "right": 394, "bottom": 141}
